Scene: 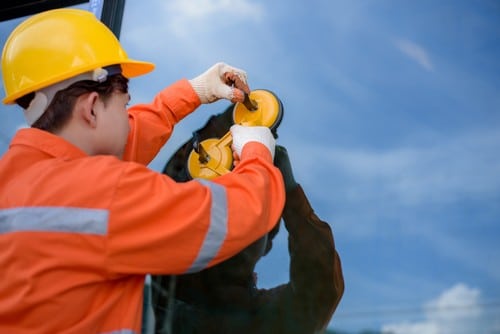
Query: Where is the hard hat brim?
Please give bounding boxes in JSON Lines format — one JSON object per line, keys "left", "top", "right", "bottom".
{"left": 120, "top": 60, "right": 155, "bottom": 79}
{"left": 2, "top": 60, "right": 155, "bottom": 105}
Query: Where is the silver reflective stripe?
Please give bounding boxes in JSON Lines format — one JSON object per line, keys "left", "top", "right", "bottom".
{"left": 101, "top": 330, "right": 136, "bottom": 334}
{"left": 187, "top": 179, "right": 228, "bottom": 273}
{"left": 0, "top": 207, "right": 108, "bottom": 235}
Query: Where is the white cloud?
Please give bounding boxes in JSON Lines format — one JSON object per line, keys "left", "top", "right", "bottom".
{"left": 289, "top": 127, "right": 500, "bottom": 275}
{"left": 166, "top": 0, "right": 263, "bottom": 20}
{"left": 382, "top": 322, "right": 439, "bottom": 334}
{"left": 164, "top": 0, "right": 264, "bottom": 37}
{"left": 381, "top": 283, "right": 488, "bottom": 334}
{"left": 395, "top": 38, "right": 433, "bottom": 71}
{"left": 295, "top": 128, "right": 500, "bottom": 208}
{"left": 425, "top": 284, "right": 481, "bottom": 319}
{"left": 121, "top": 0, "right": 268, "bottom": 76}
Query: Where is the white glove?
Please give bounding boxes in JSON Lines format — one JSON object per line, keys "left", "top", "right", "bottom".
{"left": 230, "top": 124, "right": 276, "bottom": 160}
{"left": 189, "top": 62, "right": 250, "bottom": 104}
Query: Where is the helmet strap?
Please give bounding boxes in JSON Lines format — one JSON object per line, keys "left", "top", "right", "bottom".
{"left": 24, "top": 66, "right": 120, "bottom": 126}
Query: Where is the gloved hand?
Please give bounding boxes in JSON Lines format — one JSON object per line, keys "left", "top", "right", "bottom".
{"left": 274, "top": 145, "right": 298, "bottom": 192}
{"left": 189, "top": 62, "right": 250, "bottom": 104}
{"left": 230, "top": 124, "right": 276, "bottom": 160}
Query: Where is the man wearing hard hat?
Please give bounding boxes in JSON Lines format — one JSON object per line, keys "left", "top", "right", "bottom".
{"left": 0, "top": 8, "right": 285, "bottom": 333}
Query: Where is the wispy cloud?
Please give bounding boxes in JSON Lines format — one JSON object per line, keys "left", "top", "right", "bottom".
{"left": 288, "top": 127, "right": 500, "bottom": 256}
{"left": 164, "top": 0, "right": 264, "bottom": 37}
{"left": 166, "top": 0, "right": 263, "bottom": 20}
{"left": 395, "top": 38, "right": 434, "bottom": 71}
{"left": 121, "top": 0, "right": 267, "bottom": 73}
{"left": 381, "top": 283, "right": 496, "bottom": 334}
{"left": 295, "top": 128, "right": 500, "bottom": 210}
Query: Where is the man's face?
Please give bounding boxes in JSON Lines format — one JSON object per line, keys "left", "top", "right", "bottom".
{"left": 93, "top": 91, "right": 130, "bottom": 158}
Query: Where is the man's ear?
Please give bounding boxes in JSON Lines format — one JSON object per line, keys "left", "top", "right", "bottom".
{"left": 78, "top": 92, "right": 100, "bottom": 128}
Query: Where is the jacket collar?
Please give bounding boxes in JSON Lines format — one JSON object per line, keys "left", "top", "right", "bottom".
{"left": 10, "top": 128, "right": 88, "bottom": 160}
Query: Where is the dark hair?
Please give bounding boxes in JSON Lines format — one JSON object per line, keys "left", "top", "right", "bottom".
{"left": 17, "top": 74, "right": 129, "bottom": 133}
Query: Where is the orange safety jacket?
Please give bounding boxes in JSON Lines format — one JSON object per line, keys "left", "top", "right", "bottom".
{"left": 0, "top": 79, "right": 285, "bottom": 334}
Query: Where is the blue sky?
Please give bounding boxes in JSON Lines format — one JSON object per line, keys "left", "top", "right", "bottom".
{"left": 1, "top": 1, "right": 499, "bottom": 333}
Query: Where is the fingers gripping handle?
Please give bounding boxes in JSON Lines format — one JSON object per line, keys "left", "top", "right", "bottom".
{"left": 189, "top": 62, "right": 250, "bottom": 104}
{"left": 230, "top": 125, "right": 275, "bottom": 160}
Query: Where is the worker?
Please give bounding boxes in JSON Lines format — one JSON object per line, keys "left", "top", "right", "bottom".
{"left": 0, "top": 8, "right": 285, "bottom": 334}
{"left": 151, "top": 105, "right": 345, "bottom": 334}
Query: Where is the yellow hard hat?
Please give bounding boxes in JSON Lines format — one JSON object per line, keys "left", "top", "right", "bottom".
{"left": 1, "top": 8, "right": 155, "bottom": 104}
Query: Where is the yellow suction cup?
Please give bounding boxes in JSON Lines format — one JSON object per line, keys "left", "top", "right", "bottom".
{"left": 187, "top": 136, "right": 233, "bottom": 179}
{"left": 233, "top": 89, "right": 283, "bottom": 130}
{"left": 188, "top": 89, "right": 283, "bottom": 180}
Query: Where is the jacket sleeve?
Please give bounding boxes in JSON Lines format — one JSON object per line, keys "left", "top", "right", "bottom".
{"left": 255, "top": 185, "right": 344, "bottom": 333}
{"left": 105, "top": 141, "right": 285, "bottom": 276}
{"left": 122, "top": 79, "right": 200, "bottom": 165}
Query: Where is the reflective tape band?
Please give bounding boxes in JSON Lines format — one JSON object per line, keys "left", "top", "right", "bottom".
{"left": 187, "top": 179, "right": 228, "bottom": 273}
{"left": 0, "top": 207, "right": 108, "bottom": 235}
{"left": 101, "top": 330, "right": 136, "bottom": 334}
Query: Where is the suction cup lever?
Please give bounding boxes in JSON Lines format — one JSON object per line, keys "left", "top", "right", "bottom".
{"left": 192, "top": 133, "right": 210, "bottom": 163}
{"left": 195, "top": 142, "right": 210, "bottom": 164}
{"left": 242, "top": 93, "right": 258, "bottom": 111}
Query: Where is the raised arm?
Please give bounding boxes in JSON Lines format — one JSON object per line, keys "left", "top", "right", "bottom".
{"left": 123, "top": 79, "right": 200, "bottom": 164}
